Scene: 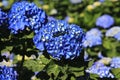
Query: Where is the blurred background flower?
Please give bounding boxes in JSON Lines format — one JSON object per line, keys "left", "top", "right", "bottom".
{"left": 69, "top": 0, "right": 82, "bottom": 4}
{"left": 83, "top": 28, "right": 102, "bottom": 47}
{"left": 106, "top": 26, "right": 120, "bottom": 40}
{"left": 96, "top": 14, "right": 114, "bottom": 28}
{"left": 2, "top": 0, "right": 9, "bottom": 7}
{"left": 110, "top": 57, "right": 120, "bottom": 68}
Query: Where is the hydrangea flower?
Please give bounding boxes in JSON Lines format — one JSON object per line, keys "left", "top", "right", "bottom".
{"left": 99, "top": 0, "right": 105, "bottom": 3}
{"left": 98, "top": 57, "right": 112, "bottom": 65}
{"left": 110, "top": 57, "right": 120, "bottom": 68}
{"left": 48, "top": 16, "right": 56, "bottom": 21}
{"left": 86, "top": 62, "right": 114, "bottom": 78}
{"left": 8, "top": 1, "right": 47, "bottom": 34}
{"left": 69, "top": 0, "right": 82, "bottom": 4}
{"left": 105, "top": 26, "right": 120, "bottom": 37}
{"left": 83, "top": 28, "right": 102, "bottom": 47}
{"left": 96, "top": 14, "right": 114, "bottom": 28}
{"left": 97, "top": 52, "right": 112, "bottom": 65}
{"left": 0, "top": 66, "right": 17, "bottom": 80}
{"left": 105, "top": 26, "right": 120, "bottom": 40}
{"left": 0, "top": 9, "right": 8, "bottom": 26}
{"left": 2, "top": 0, "right": 9, "bottom": 7}
{"left": 1, "top": 52, "right": 14, "bottom": 62}
{"left": 33, "top": 20, "right": 85, "bottom": 60}
{"left": 114, "top": 32, "right": 120, "bottom": 40}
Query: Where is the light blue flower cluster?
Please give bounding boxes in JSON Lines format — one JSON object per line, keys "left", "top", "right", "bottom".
{"left": 1, "top": 0, "right": 9, "bottom": 7}
{"left": 0, "top": 66, "right": 17, "bottom": 80}
{"left": 110, "top": 57, "right": 120, "bottom": 68}
{"left": 69, "top": 0, "right": 82, "bottom": 4}
{"left": 8, "top": 1, "right": 47, "bottom": 34}
{"left": 114, "top": 32, "right": 120, "bottom": 40}
{"left": 96, "top": 14, "right": 114, "bottom": 28}
{"left": 0, "top": 9, "right": 8, "bottom": 26}
{"left": 105, "top": 26, "right": 120, "bottom": 40}
{"left": 86, "top": 62, "right": 114, "bottom": 78}
{"left": 83, "top": 28, "right": 102, "bottom": 47}
{"left": 33, "top": 20, "right": 84, "bottom": 60}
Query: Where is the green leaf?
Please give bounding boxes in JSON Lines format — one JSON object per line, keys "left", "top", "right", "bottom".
{"left": 103, "top": 38, "right": 111, "bottom": 49}
{"left": 24, "top": 59, "right": 45, "bottom": 72}
{"left": 44, "top": 60, "right": 61, "bottom": 80}
{"left": 70, "top": 76, "right": 76, "bottom": 80}
{"left": 88, "top": 60, "right": 94, "bottom": 67}
{"left": 39, "top": 55, "right": 50, "bottom": 65}
{"left": 24, "top": 55, "right": 50, "bottom": 72}
{"left": 111, "top": 68, "right": 120, "bottom": 78}
{"left": 69, "top": 66, "right": 84, "bottom": 77}
{"left": 60, "top": 74, "right": 68, "bottom": 80}
{"left": 90, "top": 73, "right": 99, "bottom": 80}
{"left": 1, "top": 46, "right": 13, "bottom": 53}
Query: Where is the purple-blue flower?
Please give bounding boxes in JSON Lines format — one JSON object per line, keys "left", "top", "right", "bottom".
{"left": 86, "top": 62, "right": 114, "bottom": 78}
{"left": 8, "top": 1, "right": 47, "bottom": 34}
{"left": 0, "top": 9, "right": 8, "bottom": 26}
{"left": 0, "top": 66, "right": 17, "bottom": 80}
{"left": 96, "top": 14, "right": 114, "bottom": 28}
{"left": 110, "top": 57, "right": 120, "bottom": 68}
{"left": 33, "top": 20, "right": 85, "bottom": 60}
{"left": 83, "top": 28, "right": 102, "bottom": 47}
{"left": 99, "top": 0, "right": 105, "bottom": 3}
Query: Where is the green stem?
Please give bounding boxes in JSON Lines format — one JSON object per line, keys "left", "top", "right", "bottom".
{"left": 20, "top": 54, "right": 25, "bottom": 69}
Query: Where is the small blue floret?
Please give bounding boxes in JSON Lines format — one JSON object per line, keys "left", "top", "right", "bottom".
{"left": 0, "top": 66, "right": 17, "bottom": 80}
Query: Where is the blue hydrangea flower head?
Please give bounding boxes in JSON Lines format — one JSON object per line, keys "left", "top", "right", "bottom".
{"left": 33, "top": 20, "right": 85, "bottom": 60}
{"left": 110, "top": 57, "right": 120, "bottom": 68}
{"left": 86, "top": 62, "right": 114, "bottom": 78}
{"left": 105, "top": 26, "right": 120, "bottom": 37}
{"left": 8, "top": 1, "right": 47, "bottom": 34}
{"left": 0, "top": 9, "right": 8, "bottom": 26}
{"left": 83, "top": 28, "right": 102, "bottom": 47}
{"left": 96, "top": 14, "right": 114, "bottom": 28}
{"left": 105, "top": 26, "right": 120, "bottom": 40}
{"left": 0, "top": 66, "right": 17, "bottom": 80}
